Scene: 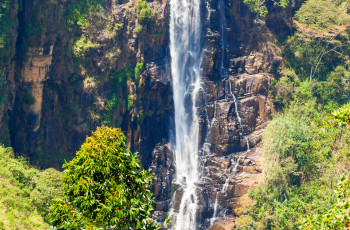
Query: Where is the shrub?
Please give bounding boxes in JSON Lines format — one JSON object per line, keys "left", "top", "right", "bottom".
{"left": 134, "top": 60, "right": 145, "bottom": 83}
{"left": 134, "top": 25, "right": 143, "bottom": 35}
{"left": 136, "top": 0, "right": 151, "bottom": 24}
{"left": 73, "top": 35, "right": 98, "bottom": 59}
{"left": 263, "top": 109, "right": 314, "bottom": 187}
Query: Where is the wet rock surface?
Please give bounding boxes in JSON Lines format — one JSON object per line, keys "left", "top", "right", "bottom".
{"left": 148, "top": 0, "right": 279, "bottom": 228}
{"left": 149, "top": 70, "right": 273, "bottom": 228}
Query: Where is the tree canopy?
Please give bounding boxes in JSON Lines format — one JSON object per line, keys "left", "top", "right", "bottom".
{"left": 49, "top": 127, "right": 160, "bottom": 229}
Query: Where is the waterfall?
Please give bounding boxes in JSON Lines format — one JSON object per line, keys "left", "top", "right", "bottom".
{"left": 169, "top": 0, "right": 202, "bottom": 229}
{"left": 210, "top": 79, "right": 251, "bottom": 225}
{"left": 228, "top": 79, "right": 250, "bottom": 150}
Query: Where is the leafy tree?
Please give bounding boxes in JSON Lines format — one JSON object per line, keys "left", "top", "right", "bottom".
{"left": 49, "top": 127, "right": 161, "bottom": 229}
{"left": 293, "top": 0, "right": 350, "bottom": 83}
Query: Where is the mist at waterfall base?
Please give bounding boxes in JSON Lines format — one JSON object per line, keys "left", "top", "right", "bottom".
{"left": 168, "top": 0, "right": 250, "bottom": 229}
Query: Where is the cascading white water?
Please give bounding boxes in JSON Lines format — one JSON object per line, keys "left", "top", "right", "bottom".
{"left": 169, "top": 0, "right": 202, "bottom": 229}
{"left": 210, "top": 80, "right": 251, "bottom": 225}
{"left": 228, "top": 79, "right": 250, "bottom": 151}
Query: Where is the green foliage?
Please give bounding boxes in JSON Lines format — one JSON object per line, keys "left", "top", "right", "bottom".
{"left": 49, "top": 127, "right": 160, "bottom": 229}
{"left": 134, "top": 25, "right": 143, "bottom": 35}
{"left": 66, "top": 0, "right": 103, "bottom": 32}
{"left": 262, "top": 107, "right": 314, "bottom": 187}
{"left": 270, "top": 68, "right": 297, "bottom": 109}
{"left": 102, "top": 66, "right": 132, "bottom": 126}
{"left": 243, "top": 0, "right": 289, "bottom": 18}
{"left": 243, "top": 0, "right": 268, "bottom": 18}
{"left": 114, "top": 23, "right": 124, "bottom": 34}
{"left": 332, "top": 103, "right": 350, "bottom": 127}
{"left": 66, "top": 0, "right": 103, "bottom": 59}
{"left": 284, "top": 0, "right": 350, "bottom": 83}
{"left": 271, "top": 64, "right": 350, "bottom": 112}
{"left": 103, "top": 94, "right": 119, "bottom": 127}
{"left": 128, "top": 94, "right": 134, "bottom": 111}
{"left": 0, "top": 0, "right": 11, "bottom": 49}
{"left": 102, "top": 63, "right": 144, "bottom": 125}
{"left": 135, "top": 60, "right": 145, "bottom": 83}
{"left": 240, "top": 80, "right": 350, "bottom": 229}
{"left": 282, "top": 35, "right": 345, "bottom": 82}
{"left": 295, "top": 0, "right": 350, "bottom": 32}
{"left": 0, "top": 146, "right": 62, "bottom": 229}
{"left": 0, "top": 0, "right": 17, "bottom": 69}
{"left": 299, "top": 173, "right": 350, "bottom": 229}
{"left": 30, "top": 168, "right": 63, "bottom": 222}
{"left": 73, "top": 35, "right": 98, "bottom": 59}
{"left": 136, "top": 0, "right": 151, "bottom": 24}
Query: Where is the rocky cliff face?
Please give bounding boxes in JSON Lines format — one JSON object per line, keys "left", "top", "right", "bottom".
{"left": 149, "top": 0, "right": 282, "bottom": 228}
{"left": 3, "top": 0, "right": 171, "bottom": 168}
{"left": 0, "top": 0, "right": 291, "bottom": 228}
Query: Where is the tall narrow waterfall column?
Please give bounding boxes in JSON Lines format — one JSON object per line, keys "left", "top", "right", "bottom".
{"left": 169, "top": 0, "right": 202, "bottom": 229}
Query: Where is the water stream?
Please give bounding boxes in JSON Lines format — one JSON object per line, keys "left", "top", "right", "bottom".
{"left": 210, "top": 79, "right": 251, "bottom": 225}
{"left": 169, "top": 0, "right": 202, "bottom": 229}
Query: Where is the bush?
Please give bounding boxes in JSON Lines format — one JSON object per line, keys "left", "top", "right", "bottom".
{"left": 49, "top": 127, "right": 160, "bottom": 229}
{"left": 134, "top": 25, "right": 143, "bottom": 35}
{"left": 136, "top": 0, "right": 151, "bottom": 24}
{"left": 134, "top": 60, "right": 145, "bottom": 83}
{"left": 30, "top": 168, "right": 63, "bottom": 222}
{"left": 263, "top": 107, "right": 314, "bottom": 187}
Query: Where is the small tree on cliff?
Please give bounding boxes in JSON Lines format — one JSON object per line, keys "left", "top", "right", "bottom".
{"left": 49, "top": 127, "right": 160, "bottom": 229}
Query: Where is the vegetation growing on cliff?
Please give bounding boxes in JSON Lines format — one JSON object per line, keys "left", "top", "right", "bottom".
{"left": 0, "top": 146, "right": 62, "bottom": 229}
{"left": 0, "top": 0, "right": 17, "bottom": 78}
{"left": 237, "top": 0, "right": 350, "bottom": 228}
{"left": 237, "top": 100, "right": 350, "bottom": 229}
{"left": 244, "top": 0, "right": 289, "bottom": 18}
{"left": 49, "top": 127, "right": 161, "bottom": 229}
{"left": 136, "top": 0, "right": 152, "bottom": 24}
